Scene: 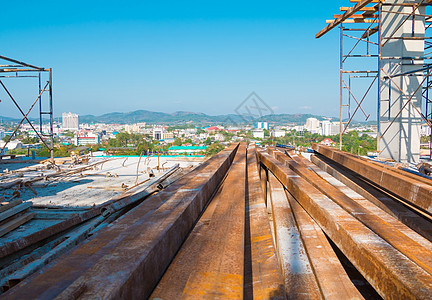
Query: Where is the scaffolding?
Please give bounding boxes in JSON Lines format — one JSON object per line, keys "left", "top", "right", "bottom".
{"left": 317, "top": 0, "right": 432, "bottom": 160}
{"left": 0, "top": 55, "right": 54, "bottom": 161}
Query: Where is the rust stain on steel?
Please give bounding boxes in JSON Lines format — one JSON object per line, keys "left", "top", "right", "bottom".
{"left": 310, "top": 154, "right": 432, "bottom": 242}
{"left": 286, "top": 190, "right": 364, "bottom": 299}
{"left": 0, "top": 207, "right": 100, "bottom": 259}
{"left": 245, "top": 146, "right": 286, "bottom": 299}
{"left": 0, "top": 166, "right": 178, "bottom": 259}
{"left": 258, "top": 151, "right": 432, "bottom": 299}
{"left": 312, "top": 144, "right": 432, "bottom": 215}
{"left": 267, "top": 172, "right": 322, "bottom": 299}
{"left": 272, "top": 150, "right": 432, "bottom": 278}
{"left": 299, "top": 154, "right": 432, "bottom": 250}
{"left": 152, "top": 143, "right": 247, "bottom": 299}
{"left": 150, "top": 175, "right": 224, "bottom": 298}
{"left": 2, "top": 144, "right": 239, "bottom": 300}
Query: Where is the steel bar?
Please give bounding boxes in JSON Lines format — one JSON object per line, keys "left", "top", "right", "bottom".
{"left": 271, "top": 149, "right": 432, "bottom": 276}
{"left": 1, "top": 145, "right": 238, "bottom": 299}
{"left": 266, "top": 172, "right": 321, "bottom": 298}
{"left": 285, "top": 189, "right": 364, "bottom": 299}
{"left": 258, "top": 151, "right": 432, "bottom": 298}
{"left": 0, "top": 80, "right": 50, "bottom": 150}
{"left": 313, "top": 144, "right": 432, "bottom": 215}
{"left": 0, "top": 56, "right": 44, "bottom": 71}
{"left": 310, "top": 154, "right": 432, "bottom": 242}
{"left": 169, "top": 144, "right": 246, "bottom": 298}
{"left": 0, "top": 81, "right": 50, "bottom": 155}
{"left": 284, "top": 151, "right": 432, "bottom": 249}
{"left": 0, "top": 163, "right": 177, "bottom": 259}
{"left": 380, "top": 0, "right": 426, "bottom": 47}
{"left": 380, "top": 68, "right": 432, "bottom": 127}
{"left": 150, "top": 163, "right": 226, "bottom": 298}
{"left": 342, "top": 74, "right": 378, "bottom": 134}
{"left": 244, "top": 146, "right": 285, "bottom": 299}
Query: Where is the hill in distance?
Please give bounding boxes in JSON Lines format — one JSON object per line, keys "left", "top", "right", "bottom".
{"left": 77, "top": 110, "right": 335, "bottom": 125}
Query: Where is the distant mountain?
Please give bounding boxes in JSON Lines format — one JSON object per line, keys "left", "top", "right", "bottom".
{"left": 76, "top": 110, "right": 332, "bottom": 125}
{"left": 0, "top": 116, "right": 21, "bottom": 122}
{"left": 2, "top": 110, "right": 340, "bottom": 126}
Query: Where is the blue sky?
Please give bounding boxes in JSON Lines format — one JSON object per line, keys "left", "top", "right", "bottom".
{"left": 1, "top": 1, "right": 370, "bottom": 119}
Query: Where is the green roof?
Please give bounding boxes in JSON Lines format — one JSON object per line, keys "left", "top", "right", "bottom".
{"left": 168, "top": 146, "right": 207, "bottom": 150}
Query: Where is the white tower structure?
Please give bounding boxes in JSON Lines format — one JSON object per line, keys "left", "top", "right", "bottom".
{"left": 379, "top": 0, "right": 425, "bottom": 163}
{"left": 62, "top": 112, "right": 79, "bottom": 130}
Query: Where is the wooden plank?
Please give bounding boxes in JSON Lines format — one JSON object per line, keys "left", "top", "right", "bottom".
{"left": 333, "top": 14, "right": 377, "bottom": 19}
{"left": 0, "top": 202, "right": 32, "bottom": 223}
{"left": 316, "top": 0, "right": 375, "bottom": 38}
{"left": 340, "top": 6, "right": 377, "bottom": 12}
{"left": 326, "top": 19, "right": 378, "bottom": 23}
{"left": 0, "top": 199, "right": 22, "bottom": 213}
{"left": 0, "top": 213, "right": 33, "bottom": 237}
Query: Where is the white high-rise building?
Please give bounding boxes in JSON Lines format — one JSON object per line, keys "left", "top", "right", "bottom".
{"left": 321, "top": 120, "right": 332, "bottom": 136}
{"left": 305, "top": 118, "right": 320, "bottom": 130}
{"left": 152, "top": 126, "right": 164, "bottom": 140}
{"left": 62, "top": 112, "right": 79, "bottom": 130}
{"left": 254, "top": 122, "right": 269, "bottom": 130}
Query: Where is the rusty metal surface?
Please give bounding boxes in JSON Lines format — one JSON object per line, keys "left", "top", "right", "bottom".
{"left": 310, "top": 154, "right": 432, "bottom": 242}
{"left": 312, "top": 144, "right": 432, "bottom": 215}
{"left": 151, "top": 144, "right": 247, "bottom": 299}
{"left": 245, "top": 146, "right": 285, "bottom": 299}
{"left": 267, "top": 172, "right": 321, "bottom": 299}
{"left": 2, "top": 144, "right": 239, "bottom": 300}
{"left": 286, "top": 190, "right": 364, "bottom": 299}
{"left": 258, "top": 151, "right": 432, "bottom": 299}
{"left": 272, "top": 150, "right": 432, "bottom": 278}
{"left": 309, "top": 153, "right": 432, "bottom": 240}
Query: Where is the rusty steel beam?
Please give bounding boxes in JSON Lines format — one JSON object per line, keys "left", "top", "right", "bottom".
{"left": 285, "top": 190, "right": 364, "bottom": 299}
{"left": 150, "top": 168, "right": 225, "bottom": 298}
{"left": 289, "top": 151, "right": 432, "bottom": 250}
{"left": 271, "top": 150, "right": 432, "bottom": 277}
{"left": 267, "top": 172, "right": 322, "bottom": 298}
{"left": 2, "top": 144, "right": 239, "bottom": 299}
{"left": 152, "top": 144, "right": 247, "bottom": 298}
{"left": 244, "top": 145, "right": 285, "bottom": 299}
{"left": 258, "top": 151, "right": 432, "bottom": 298}
{"left": 312, "top": 144, "right": 432, "bottom": 215}
{"left": 310, "top": 154, "right": 432, "bottom": 242}
{"left": 0, "top": 165, "right": 178, "bottom": 259}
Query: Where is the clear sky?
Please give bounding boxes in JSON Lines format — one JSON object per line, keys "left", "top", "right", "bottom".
{"left": 1, "top": 1, "right": 365, "bottom": 119}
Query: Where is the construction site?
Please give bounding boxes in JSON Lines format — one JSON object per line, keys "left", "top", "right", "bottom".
{"left": 1, "top": 0, "right": 432, "bottom": 299}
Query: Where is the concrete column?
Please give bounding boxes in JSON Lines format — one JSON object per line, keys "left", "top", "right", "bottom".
{"left": 379, "top": 0, "right": 425, "bottom": 163}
